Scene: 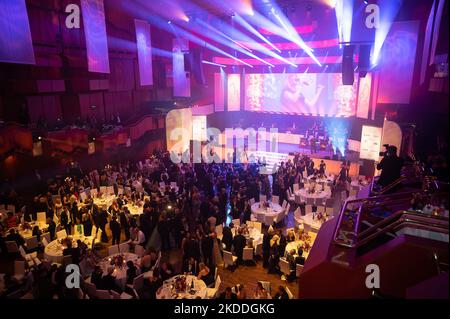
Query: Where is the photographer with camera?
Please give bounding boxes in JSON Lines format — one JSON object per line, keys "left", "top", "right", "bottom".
{"left": 376, "top": 145, "right": 404, "bottom": 189}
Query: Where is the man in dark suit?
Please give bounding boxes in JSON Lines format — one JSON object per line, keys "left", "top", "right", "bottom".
{"left": 101, "top": 266, "right": 120, "bottom": 292}
{"left": 232, "top": 228, "right": 247, "bottom": 265}
{"left": 46, "top": 217, "right": 56, "bottom": 240}
{"left": 109, "top": 216, "right": 121, "bottom": 245}
{"left": 376, "top": 145, "right": 404, "bottom": 188}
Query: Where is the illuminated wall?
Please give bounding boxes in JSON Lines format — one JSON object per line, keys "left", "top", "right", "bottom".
{"left": 377, "top": 21, "right": 420, "bottom": 104}
{"left": 0, "top": 0, "right": 35, "bottom": 64}
{"left": 81, "top": 0, "right": 110, "bottom": 73}
{"left": 356, "top": 73, "right": 372, "bottom": 119}
{"left": 227, "top": 74, "right": 241, "bottom": 111}
{"left": 134, "top": 19, "right": 153, "bottom": 86}
{"left": 173, "top": 39, "right": 190, "bottom": 97}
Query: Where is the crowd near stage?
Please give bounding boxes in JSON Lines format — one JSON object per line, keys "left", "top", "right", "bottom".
{"left": 0, "top": 0, "right": 448, "bottom": 309}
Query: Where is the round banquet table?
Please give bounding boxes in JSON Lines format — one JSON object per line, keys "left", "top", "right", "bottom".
{"left": 156, "top": 275, "right": 207, "bottom": 299}
{"left": 243, "top": 226, "right": 263, "bottom": 247}
{"left": 44, "top": 235, "right": 94, "bottom": 263}
{"left": 97, "top": 252, "right": 141, "bottom": 290}
{"left": 124, "top": 203, "right": 142, "bottom": 215}
{"left": 295, "top": 188, "right": 331, "bottom": 205}
{"left": 251, "top": 202, "right": 283, "bottom": 225}
{"left": 300, "top": 213, "right": 330, "bottom": 232}
{"left": 16, "top": 222, "right": 48, "bottom": 239}
{"left": 306, "top": 175, "right": 334, "bottom": 184}
{"left": 284, "top": 231, "right": 317, "bottom": 259}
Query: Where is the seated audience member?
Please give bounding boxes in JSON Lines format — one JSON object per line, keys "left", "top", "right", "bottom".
{"left": 236, "top": 284, "right": 247, "bottom": 299}
{"left": 62, "top": 240, "right": 80, "bottom": 265}
{"left": 101, "top": 266, "right": 120, "bottom": 292}
{"left": 126, "top": 260, "right": 137, "bottom": 285}
{"left": 254, "top": 282, "right": 271, "bottom": 299}
{"left": 90, "top": 266, "right": 103, "bottom": 288}
{"left": 295, "top": 249, "right": 306, "bottom": 265}
{"left": 5, "top": 229, "right": 25, "bottom": 248}
{"left": 219, "top": 286, "right": 237, "bottom": 299}
{"left": 197, "top": 262, "right": 214, "bottom": 286}
{"left": 182, "top": 257, "right": 199, "bottom": 275}
{"left": 274, "top": 286, "right": 290, "bottom": 299}
{"left": 158, "top": 262, "right": 174, "bottom": 281}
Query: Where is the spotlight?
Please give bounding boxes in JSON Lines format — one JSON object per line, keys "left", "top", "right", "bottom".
{"left": 168, "top": 21, "right": 172, "bottom": 24}
{"left": 38, "top": 136, "right": 42, "bottom": 140}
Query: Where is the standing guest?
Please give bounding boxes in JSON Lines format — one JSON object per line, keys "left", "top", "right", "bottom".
{"left": 222, "top": 225, "right": 233, "bottom": 252}
{"left": 81, "top": 212, "right": 92, "bottom": 237}
{"left": 109, "top": 216, "right": 121, "bottom": 245}
{"left": 262, "top": 227, "right": 274, "bottom": 268}
{"left": 60, "top": 206, "right": 70, "bottom": 235}
{"left": 182, "top": 257, "right": 199, "bottom": 275}
{"left": 98, "top": 208, "right": 109, "bottom": 243}
{"left": 319, "top": 160, "right": 326, "bottom": 175}
{"left": 47, "top": 217, "right": 56, "bottom": 240}
{"left": 119, "top": 209, "right": 130, "bottom": 241}
{"left": 233, "top": 228, "right": 247, "bottom": 265}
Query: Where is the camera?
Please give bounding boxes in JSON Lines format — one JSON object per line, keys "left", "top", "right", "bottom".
{"left": 379, "top": 144, "right": 390, "bottom": 157}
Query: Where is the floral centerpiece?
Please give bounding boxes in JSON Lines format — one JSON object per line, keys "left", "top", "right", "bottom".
{"left": 174, "top": 276, "right": 187, "bottom": 293}
{"left": 20, "top": 222, "right": 31, "bottom": 231}
{"left": 262, "top": 201, "right": 270, "bottom": 209}
{"left": 302, "top": 241, "right": 311, "bottom": 253}
{"left": 316, "top": 212, "right": 328, "bottom": 224}
{"left": 110, "top": 254, "right": 125, "bottom": 267}
{"left": 307, "top": 182, "right": 317, "bottom": 194}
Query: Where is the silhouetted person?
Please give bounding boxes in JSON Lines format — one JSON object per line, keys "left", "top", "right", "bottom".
{"left": 376, "top": 146, "right": 404, "bottom": 188}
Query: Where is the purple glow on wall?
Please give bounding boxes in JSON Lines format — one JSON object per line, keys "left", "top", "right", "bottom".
{"left": 173, "top": 38, "right": 190, "bottom": 97}
{"left": 377, "top": 21, "right": 419, "bottom": 104}
{"left": 135, "top": 19, "right": 154, "bottom": 86}
{"left": 81, "top": 0, "right": 110, "bottom": 73}
{"left": 0, "top": 0, "right": 35, "bottom": 64}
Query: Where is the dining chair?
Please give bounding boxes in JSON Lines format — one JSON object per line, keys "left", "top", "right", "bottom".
{"left": 255, "top": 242, "right": 263, "bottom": 257}
{"left": 258, "top": 281, "right": 271, "bottom": 294}
{"left": 13, "top": 261, "right": 26, "bottom": 282}
{"left": 252, "top": 221, "right": 262, "bottom": 233}
{"left": 99, "top": 186, "right": 107, "bottom": 195}
{"left": 223, "top": 250, "right": 237, "bottom": 269}
{"left": 205, "top": 275, "right": 221, "bottom": 299}
{"left": 37, "top": 212, "right": 47, "bottom": 224}
{"left": 281, "top": 200, "right": 288, "bottom": 210}
{"left": 5, "top": 241, "right": 19, "bottom": 254}
{"left": 296, "top": 264, "right": 304, "bottom": 277}
{"left": 259, "top": 194, "right": 267, "bottom": 203}
{"left": 285, "top": 286, "right": 294, "bottom": 299}
{"left": 25, "top": 236, "right": 39, "bottom": 252}
{"left": 243, "top": 247, "right": 254, "bottom": 263}
{"left": 305, "top": 205, "right": 313, "bottom": 215}
{"left": 56, "top": 229, "right": 67, "bottom": 240}
{"left": 279, "top": 258, "right": 291, "bottom": 277}
{"left": 294, "top": 207, "right": 301, "bottom": 220}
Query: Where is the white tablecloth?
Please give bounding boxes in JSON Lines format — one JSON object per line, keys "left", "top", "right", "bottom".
{"left": 243, "top": 227, "right": 263, "bottom": 247}
{"left": 16, "top": 222, "right": 48, "bottom": 239}
{"left": 97, "top": 252, "right": 141, "bottom": 290}
{"left": 251, "top": 202, "right": 283, "bottom": 225}
{"left": 156, "top": 275, "right": 207, "bottom": 299}
{"left": 300, "top": 213, "right": 328, "bottom": 232}
{"left": 284, "top": 232, "right": 317, "bottom": 259}
{"left": 44, "top": 235, "right": 94, "bottom": 263}
{"left": 295, "top": 188, "right": 331, "bottom": 204}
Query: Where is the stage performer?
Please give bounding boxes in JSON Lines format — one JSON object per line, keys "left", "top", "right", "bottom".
{"left": 280, "top": 74, "right": 324, "bottom": 114}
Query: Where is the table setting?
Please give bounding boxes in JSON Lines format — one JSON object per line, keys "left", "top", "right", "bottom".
{"left": 156, "top": 274, "right": 207, "bottom": 299}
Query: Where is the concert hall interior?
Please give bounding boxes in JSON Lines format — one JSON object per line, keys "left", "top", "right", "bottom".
{"left": 0, "top": 0, "right": 448, "bottom": 301}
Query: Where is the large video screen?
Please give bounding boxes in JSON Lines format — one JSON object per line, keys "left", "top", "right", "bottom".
{"left": 245, "top": 73, "right": 358, "bottom": 117}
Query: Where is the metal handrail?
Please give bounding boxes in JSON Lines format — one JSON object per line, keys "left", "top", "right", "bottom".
{"left": 355, "top": 217, "right": 449, "bottom": 249}
{"left": 357, "top": 210, "right": 449, "bottom": 240}
{"left": 372, "top": 176, "right": 407, "bottom": 195}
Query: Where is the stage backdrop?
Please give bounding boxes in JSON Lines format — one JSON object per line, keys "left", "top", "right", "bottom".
{"left": 244, "top": 73, "right": 358, "bottom": 117}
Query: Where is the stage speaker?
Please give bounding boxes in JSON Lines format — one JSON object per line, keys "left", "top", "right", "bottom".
{"left": 358, "top": 44, "right": 372, "bottom": 78}
{"left": 184, "top": 48, "right": 205, "bottom": 85}
{"left": 342, "top": 45, "right": 354, "bottom": 85}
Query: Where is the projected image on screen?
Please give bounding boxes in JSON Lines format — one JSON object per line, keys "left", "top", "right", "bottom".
{"left": 245, "top": 73, "right": 358, "bottom": 117}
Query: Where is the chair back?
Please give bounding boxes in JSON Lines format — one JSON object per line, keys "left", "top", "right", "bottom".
{"left": 25, "top": 236, "right": 38, "bottom": 251}
{"left": 252, "top": 221, "right": 262, "bottom": 232}
{"left": 305, "top": 205, "right": 313, "bottom": 215}
{"left": 41, "top": 232, "right": 51, "bottom": 244}
{"left": 255, "top": 242, "right": 263, "bottom": 257}
{"left": 99, "top": 186, "right": 107, "bottom": 195}
{"left": 119, "top": 242, "right": 130, "bottom": 253}
{"left": 41, "top": 238, "right": 49, "bottom": 247}
{"left": 214, "top": 275, "right": 222, "bottom": 291}
{"left": 95, "top": 228, "right": 103, "bottom": 242}
{"left": 259, "top": 194, "right": 267, "bottom": 203}
{"left": 223, "top": 250, "right": 234, "bottom": 267}
{"left": 107, "top": 245, "right": 119, "bottom": 256}
{"left": 106, "top": 186, "right": 115, "bottom": 195}
{"left": 56, "top": 229, "right": 67, "bottom": 239}
{"left": 279, "top": 258, "right": 291, "bottom": 276}
{"left": 293, "top": 183, "right": 299, "bottom": 192}
{"left": 243, "top": 247, "right": 254, "bottom": 261}
{"left": 258, "top": 281, "right": 271, "bottom": 294}
{"left": 37, "top": 212, "right": 47, "bottom": 224}
{"left": 19, "top": 245, "right": 27, "bottom": 258}
{"left": 281, "top": 200, "right": 287, "bottom": 210}
{"left": 6, "top": 241, "right": 19, "bottom": 253}
{"left": 133, "top": 274, "right": 145, "bottom": 291}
